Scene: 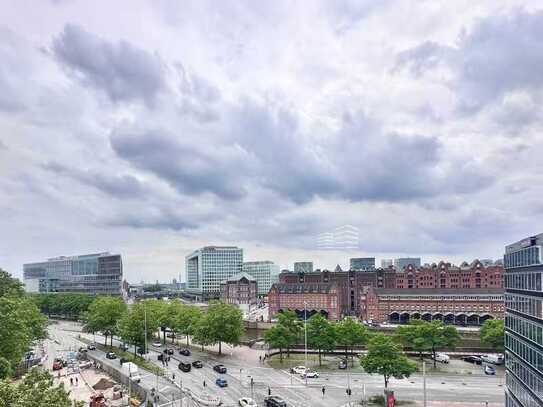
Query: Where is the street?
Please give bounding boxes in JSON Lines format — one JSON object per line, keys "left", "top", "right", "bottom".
{"left": 45, "top": 321, "right": 505, "bottom": 406}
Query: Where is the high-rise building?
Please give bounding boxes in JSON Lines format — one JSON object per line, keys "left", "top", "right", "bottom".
{"left": 350, "top": 257, "right": 375, "bottom": 271}
{"left": 23, "top": 252, "right": 122, "bottom": 295}
{"left": 294, "top": 262, "right": 313, "bottom": 273}
{"left": 242, "top": 261, "right": 280, "bottom": 295}
{"left": 504, "top": 234, "right": 543, "bottom": 407}
{"left": 185, "top": 246, "right": 243, "bottom": 298}
{"left": 394, "top": 257, "right": 422, "bottom": 272}
{"left": 381, "top": 259, "right": 393, "bottom": 268}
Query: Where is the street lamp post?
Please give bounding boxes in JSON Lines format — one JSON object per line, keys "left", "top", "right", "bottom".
{"left": 304, "top": 301, "right": 308, "bottom": 387}
{"left": 144, "top": 301, "right": 148, "bottom": 360}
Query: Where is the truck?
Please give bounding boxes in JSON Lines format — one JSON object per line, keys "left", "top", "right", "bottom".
{"left": 122, "top": 362, "right": 142, "bottom": 383}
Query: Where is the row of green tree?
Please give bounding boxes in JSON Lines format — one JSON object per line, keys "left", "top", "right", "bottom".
{"left": 32, "top": 293, "right": 96, "bottom": 319}
{"left": 83, "top": 297, "right": 245, "bottom": 356}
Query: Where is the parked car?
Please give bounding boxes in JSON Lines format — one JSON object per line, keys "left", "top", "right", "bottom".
{"left": 119, "top": 344, "right": 129, "bottom": 351}
{"left": 213, "top": 364, "right": 227, "bottom": 374}
{"left": 481, "top": 354, "right": 504, "bottom": 365}
{"left": 462, "top": 355, "right": 482, "bottom": 365}
{"left": 338, "top": 359, "right": 348, "bottom": 369}
{"left": 152, "top": 341, "right": 162, "bottom": 347}
{"left": 302, "top": 370, "right": 319, "bottom": 378}
{"left": 264, "top": 395, "right": 287, "bottom": 407}
{"left": 87, "top": 344, "right": 96, "bottom": 350}
{"left": 179, "top": 348, "right": 191, "bottom": 356}
{"left": 239, "top": 397, "right": 258, "bottom": 406}
{"left": 290, "top": 366, "right": 307, "bottom": 375}
{"left": 432, "top": 353, "right": 450, "bottom": 364}
{"left": 192, "top": 360, "right": 203, "bottom": 368}
{"left": 215, "top": 378, "right": 228, "bottom": 388}
{"left": 106, "top": 352, "right": 117, "bottom": 360}
{"left": 178, "top": 362, "right": 191, "bottom": 372}
{"left": 485, "top": 365, "right": 496, "bottom": 375}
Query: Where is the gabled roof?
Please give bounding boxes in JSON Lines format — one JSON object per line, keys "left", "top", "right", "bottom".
{"left": 221, "top": 272, "right": 257, "bottom": 284}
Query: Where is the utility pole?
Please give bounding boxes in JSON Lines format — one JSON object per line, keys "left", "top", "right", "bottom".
{"left": 423, "top": 361, "right": 427, "bottom": 407}
{"left": 144, "top": 301, "right": 148, "bottom": 360}
{"left": 128, "top": 363, "right": 132, "bottom": 407}
{"left": 304, "top": 301, "right": 308, "bottom": 387}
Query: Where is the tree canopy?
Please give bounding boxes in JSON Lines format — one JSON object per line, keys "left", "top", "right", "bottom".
{"left": 335, "top": 317, "right": 369, "bottom": 365}
{"left": 173, "top": 303, "right": 203, "bottom": 346}
{"left": 194, "top": 301, "right": 244, "bottom": 355}
{"left": 264, "top": 325, "right": 291, "bottom": 363}
{"left": 84, "top": 296, "right": 127, "bottom": 347}
{"left": 307, "top": 313, "right": 336, "bottom": 366}
{"left": 360, "top": 334, "right": 417, "bottom": 388}
{"left": 32, "top": 293, "right": 95, "bottom": 319}
{"left": 118, "top": 300, "right": 160, "bottom": 354}
{"left": 0, "top": 269, "right": 24, "bottom": 297}
{"left": 480, "top": 319, "right": 504, "bottom": 352}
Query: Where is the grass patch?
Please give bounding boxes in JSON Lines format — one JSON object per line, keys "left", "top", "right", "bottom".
{"left": 78, "top": 336, "right": 164, "bottom": 376}
{"left": 368, "top": 395, "right": 414, "bottom": 406}
{"left": 266, "top": 353, "right": 364, "bottom": 372}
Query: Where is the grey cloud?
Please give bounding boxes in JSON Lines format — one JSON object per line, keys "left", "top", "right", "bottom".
{"left": 110, "top": 129, "right": 248, "bottom": 200}
{"left": 44, "top": 162, "right": 145, "bottom": 198}
{"left": 0, "top": 140, "right": 7, "bottom": 150}
{"left": 52, "top": 24, "right": 165, "bottom": 106}
{"left": 104, "top": 208, "right": 197, "bottom": 231}
{"left": 395, "top": 10, "right": 543, "bottom": 114}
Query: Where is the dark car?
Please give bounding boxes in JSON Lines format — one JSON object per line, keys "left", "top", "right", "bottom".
{"left": 178, "top": 362, "right": 191, "bottom": 372}
{"left": 215, "top": 378, "right": 228, "bottom": 388}
{"left": 192, "top": 360, "right": 203, "bottom": 368}
{"left": 119, "top": 357, "right": 128, "bottom": 365}
{"left": 213, "top": 364, "right": 227, "bottom": 374}
{"left": 338, "top": 359, "right": 347, "bottom": 369}
{"left": 463, "top": 355, "right": 482, "bottom": 365}
{"left": 106, "top": 352, "right": 117, "bottom": 360}
{"left": 87, "top": 344, "right": 96, "bottom": 350}
{"left": 179, "top": 349, "right": 191, "bottom": 356}
{"left": 264, "top": 395, "right": 287, "bottom": 407}
{"left": 485, "top": 365, "right": 496, "bottom": 375}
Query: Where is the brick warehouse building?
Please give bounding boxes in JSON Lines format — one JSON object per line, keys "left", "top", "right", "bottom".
{"left": 362, "top": 287, "right": 505, "bottom": 325}
{"left": 268, "top": 260, "right": 504, "bottom": 322}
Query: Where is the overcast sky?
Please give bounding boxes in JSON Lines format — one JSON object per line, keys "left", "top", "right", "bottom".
{"left": 1, "top": 0, "right": 542, "bottom": 283}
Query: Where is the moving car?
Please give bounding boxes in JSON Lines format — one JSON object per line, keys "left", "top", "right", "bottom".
{"left": 215, "top": 378, "right": 228, "bottom": 388}
{"left": 239, "top": 397, "right": 258, "bottom": 406}
{"left": 87, "top": 344, "right": 96, "bottom": 350}
{"left": 462, "top": 355, "right": 482, "bottom": 365}
{"left": 432, "top": 353, "right": 450, "bottom": 363}
{"left": 152, "top": 341, "right": 162, "bottom": 347}
{"left": 302, "top": 370, "right": 319, "bottom": 378}
{"left": 192, "top": 360, "right": 203, "bottom": 368}
{"left": 485, "top": 365, "right": 496, "bottom": 375}
{"left": 481, "top": 354, "right": 504, "bottom": 365}
{"left": 106, "top": 352, "right": 117, "bottom": 360}
{"left": 264, "top": 395, "right": 287, "bottom": 407}
{"left": 290, "top": 366, "right": 307, "bottom": 375}
{"left": 213, "top": 364, "right": 227, "bottom": 374}
{"left": 179, "top": 348, "right": 191, "bottom": 356}
{"left": 338, "top": 359, "right": 348, "bottom": 369}
{"left": 178, "top": 362, "right": 191, "bottom": 372}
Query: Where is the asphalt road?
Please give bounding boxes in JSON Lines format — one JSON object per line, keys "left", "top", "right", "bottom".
{"left": 47, "top": 321, "right": 505, "bottom": 407}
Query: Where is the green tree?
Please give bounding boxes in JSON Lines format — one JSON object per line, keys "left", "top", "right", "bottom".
{"left": 32, "top": 293, "right": 95, "bottom": 319}
{"left": 418, "top": 321, "right": 461, "bottom": 368}
{"left": 174, "top": 304, "right": 203, "bottom": 346}
{"left": 480, "top": 319, "right": 504, "bottom": 352}
{"left": 84, "top": 297, "right": 127, "bottom": 347}
{"left": 200, "top": 301, "right": 244, "bottom": 355}
{"left": 360, "top": 334, "right": 417, "bottom": 388}
{"left": 0, "top": 368, "right": 84, "bottom": 407}
{"left": 307, "top": 314, "right": 336, "bottom": 366}
{"left": 335, "top": 318, "right": 369, "bottom": 366}
{"left": 276, "top": 310, "right": 302, "bottom": 358}
{"left": 118, "top": 301, "right": 159, "bottom": 355}
{"left": 264, "top": 325, "right": 291, "bottom": 363}
{"left": 396, "top": 320, "right": 430, "bottom": 360}
{"left": 0, "top": 269, "right": 24, "bottom": 297}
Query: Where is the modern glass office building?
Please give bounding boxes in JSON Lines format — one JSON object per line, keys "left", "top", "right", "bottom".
{"left": 23, "top": 252, "right": 123, "bottom": 295}
{"left": 394, "top": 257, "right": 422, "bottom": 272}
{"left": 504, "top": 234, "right": 543, "bottom": 406}
{"left": 242, "top": 261, "right": 280, "bottom": 295}
{"left": 294, "top": 262, "right": 313, "bottom": 273}
{"left": 350, "top": 257, "right": 375, "bottom": 271}
{"left": 185, "top": 246, "right": 243, "bottom": 298}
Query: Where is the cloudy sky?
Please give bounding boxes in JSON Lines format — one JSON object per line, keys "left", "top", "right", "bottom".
{"left": 1, "top": 0, "right": 542, "bottom": 282}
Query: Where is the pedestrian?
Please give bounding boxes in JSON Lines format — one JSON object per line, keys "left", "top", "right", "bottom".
{"left": 322, "top": 386, "right": 325, "bottom": 397}
{"left": 69, "top": 377, "right": 73, "bottom": 386}
{"left": 75, "top": 377, "right": 78, "bottom": 386}
{"left": 259, "top": 355, "right": 262, "bottom": 363}
{"left": 203, "top": 380, "right": 206, "bottom": 387}
{"left": 268, "top": 387, "right": 271, "bottom": 396}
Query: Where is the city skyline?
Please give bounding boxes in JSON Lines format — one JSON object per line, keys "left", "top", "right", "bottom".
{"left": 2, "top": 1, "right": 543, "bottom": 283}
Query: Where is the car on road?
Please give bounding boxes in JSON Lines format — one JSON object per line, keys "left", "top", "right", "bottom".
{"left": 289, "top": 366, "right": 307, "bottom": 375}
{"left": 152, "top": 341, "right": 162, "bottom": 347}
{"left": 301, "top": 370, "right": 319, "bottom": 378}
{"left": 462, "top": 355, "right": 482, "bottom": 365}
{"left": 192, "top": 360, "right": 203, "bottom": 368}
{"left": 338, "top": 359, "right": 347, "bottom": 369}
{"left": 485, "top": 365, "right": 496, "bottom": 375}
{"left": 106, "top": 352, "right": 117, "bottom": 360}
{"left": 432, "top": 353, "right": 450, "bottom": 364}
{"left": 239, "top": 397, "right": 257, "bottom": 406}
{"left": 481, "top": 354, "right": 504, "bottom": 365}
{"left": 87, "top": 344, "right": 96, "bottom": 350}
{"left": 213, "top": 364, "right": 227, "bottom": 374}
{"left": 215, "top": 378, "right": 228, "bottom": 388}
{"left": 264, "top": 395, "right": 287, "bottom": 407}
{"left": 179, "top": 348, "right": 191, "bottom": 356}
{"left": 178, "top": 362, "right": 191, "bottom": 372}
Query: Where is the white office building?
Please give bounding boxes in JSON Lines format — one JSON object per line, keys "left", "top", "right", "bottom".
{"left": 185, "top": 246, "right": 243, "bottom": 298}
{"left": 242, "top": 261, "right": 280, "bottom": 296}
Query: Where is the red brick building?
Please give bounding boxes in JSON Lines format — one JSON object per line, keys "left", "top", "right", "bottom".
{"left": 268, "top": 283, "right": 341, "bottom": 320}
{"left": 220, "top": 272, "right": 258, "bottom": 310}
{"left": 363, "top": 287, "right": 504, "bottom": 326}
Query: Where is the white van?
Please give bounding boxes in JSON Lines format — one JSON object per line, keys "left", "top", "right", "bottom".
{"left": 433, "top": 353, "right": 450, "bottom": 363}
{"left": 481, "top": 353, "right": 504, "bottom": 365}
